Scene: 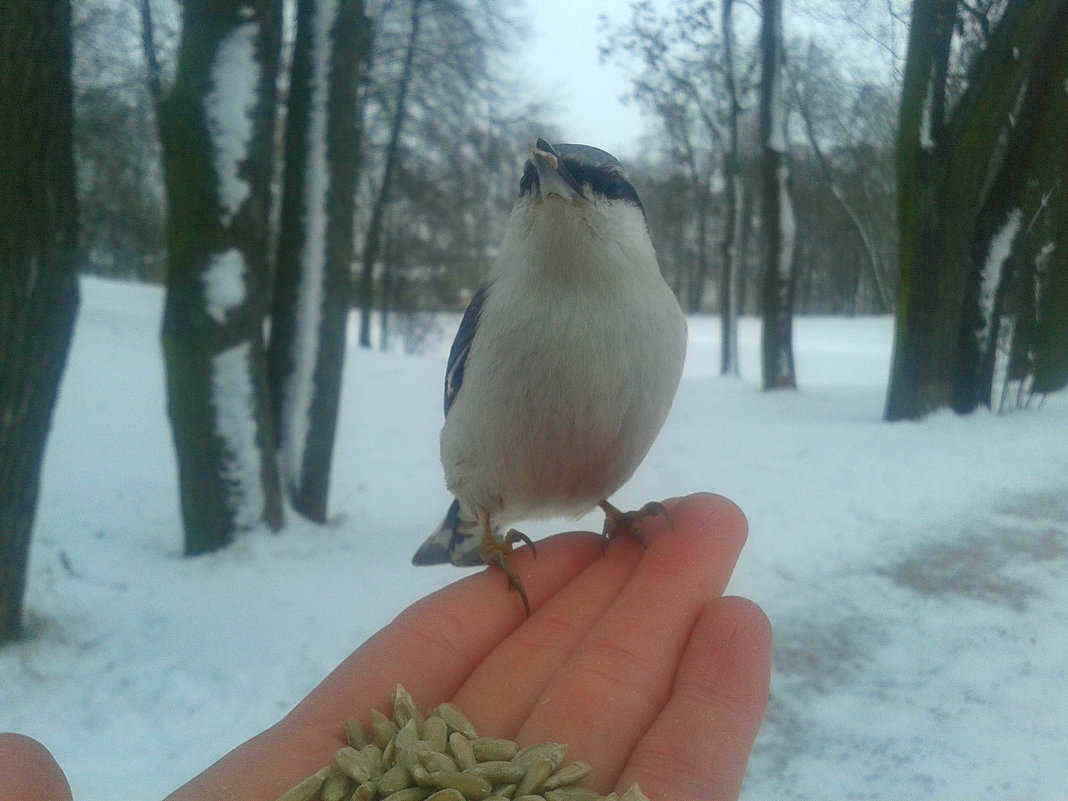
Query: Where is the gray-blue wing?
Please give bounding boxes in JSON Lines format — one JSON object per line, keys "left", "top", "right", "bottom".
{"left": 444, "top": 284, "right": 490, "bottom": 416}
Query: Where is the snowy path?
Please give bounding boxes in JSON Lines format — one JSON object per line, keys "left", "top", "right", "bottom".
{"left": 746, "top": 486, "right": 1068, "bottom": 799}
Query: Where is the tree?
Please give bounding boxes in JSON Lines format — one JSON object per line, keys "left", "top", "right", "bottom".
{"left": 758, "top": 0, "right": 797, "bottom": 390}
{"left": 885, "top": 0, "right": 1068, "bottom": 420}
{"left": 268, "top": 0, "right": 370, "bottom": 522}
{"left": 789, "top": 43, "right": 894, "bottom": 314}
{"left": 159, "top": 0, "right": 284, "bottom": 554}
{"left": 602, "top": 0, "right": 761, "bottom": 370}
{"left": 0, "top": 0, "right": 81, "bottom": 641}
{"left": 718, "top": 0, "right": 746, "bottom": 376}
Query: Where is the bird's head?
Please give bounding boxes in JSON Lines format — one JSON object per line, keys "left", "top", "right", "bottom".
{"left": 519, "top": 138, "right": 643, "bottom": 212}
{"left": 512, "top": 138, "right": 650, "bottom": 265}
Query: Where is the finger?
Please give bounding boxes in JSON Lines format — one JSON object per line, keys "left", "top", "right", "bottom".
{"left": 288, "top": 530, "right": 604, "bottom": 732}
{"left": 621, "top": 597, "right": 772, "bottom": 801}
{"left": 448, "top": 519, "right": 647, "bottom": 737}
{"left": 0, "top": 734, "right": 73, "bottom": 801}
{"left": 513, "top": 494, "right": 749, "bottom": 790}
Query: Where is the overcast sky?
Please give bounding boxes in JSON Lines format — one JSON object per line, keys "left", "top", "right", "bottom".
{"left": 516, "top": 0, "right": 654, "bottom": 159}
{"left": 515, "top": 0, "right": 904, "bottom": 160}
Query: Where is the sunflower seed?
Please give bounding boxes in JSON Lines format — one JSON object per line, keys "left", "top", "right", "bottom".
{"left": 425, "top": 790, "right": 466, "bottom": 801}
{"left": 348, "top": 782, "right": 376, "bottom": 801}
{"left": 377, "top": 764, "right": 413, "bottom": 797}
{"left": 274, "top": 766, "right": 330, "bottom": 801}
{"left": 447, "top": 732, "right": 477, "bottom": 772}
{"left": 359, "top": 743, "right": 384, "bottom": 779}
{"left": 393, "top": 684, "right": 426, "bottom": 731}
{"left": 420, "top": 749, "right": 460, "bottom": 774}
{"left": 380, "top": 788, "right": 432, "bottom": 801}
{"left": 428, "top": 770, "right": 493, "bottom": 800}
{"left": 372, "top": 709, "right": 400, "bottom": 750}
{"left": 435, "top": 702, "right": 480, "bottom": 739}
{"left": 513, "top": 744, "right": 567, "bottom": 771}
{"left": 514, "top": 756, "right": 554, "bottom": 798}
{"left": 335, "top": 746, "right": 373, "bottom": 784}
{"left": 545, "top": 789, "right": 602, "bottom": 801}
{"left": 321, "top": 769, "right": 354, "bottom": 801}
{"left": 345, "top": 717, "right": 370, "bottom": 749}
{"left": 542, "top": 762, "right": 591, "bottom": 791}
{"left": 468, "top": 760, "right": 527, "bottom": 784}
{"left": 395, "top": 719, "right": 421, "bottom": 753}
{"left": 470, "top": 737, "right": 519, "bottom": 762}
{"left": 423, "top": 715, "right": 449, "bottom": 752}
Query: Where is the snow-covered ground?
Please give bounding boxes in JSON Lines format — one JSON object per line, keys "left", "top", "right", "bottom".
{"left": 3, "top": 276, "right": 1067, "bottom": 799}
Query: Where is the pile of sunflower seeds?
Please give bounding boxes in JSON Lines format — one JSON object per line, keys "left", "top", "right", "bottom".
{"left": 276, "top": 684, "right": 651, "bottom": 801}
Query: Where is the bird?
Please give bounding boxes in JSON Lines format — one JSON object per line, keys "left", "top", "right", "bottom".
{"left": 412, "top": 138, "right": 687, "bottom": 615}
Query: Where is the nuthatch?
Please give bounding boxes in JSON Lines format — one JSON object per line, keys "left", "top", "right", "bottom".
{"left": 413, "top": 139, "right": 687, "bottom": 614}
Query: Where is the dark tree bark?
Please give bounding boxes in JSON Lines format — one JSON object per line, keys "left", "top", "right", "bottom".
{"left": 758, "top": 0, "right": 797, "bottom": 390}
{"left": 268, "top": 0, "right": 369, "bottom": 522}
{"left": 0, "top": 0, "right": 81, "bottom": 641}
{"left": 719, "top": 0, "right": 743, "bottom": 377}
{"left": 885, "top": 0, "right": 1066, "bottom": 420}
{"left": 160, "top": 0, "right": 284, "bottom": 554}
{"left": 960, "top": 14, "right": 1068, "bottom": 410}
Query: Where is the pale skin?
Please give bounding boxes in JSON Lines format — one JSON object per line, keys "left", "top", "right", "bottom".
{"left": 0, "top": 493, "right": 771, "bottom": 801}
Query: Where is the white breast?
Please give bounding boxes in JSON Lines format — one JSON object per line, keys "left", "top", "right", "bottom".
{"left": 440, "top": 194, "right": 687, "bottom": 527}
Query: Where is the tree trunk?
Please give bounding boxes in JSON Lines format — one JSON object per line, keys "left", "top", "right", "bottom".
{"left": 268, "top": 0, "right": 368, "bottom": 522}
{"left": 719, "top": 0, "right": 741, "bottom": 377}
{"left": 885, "top": 0, "right": 1064, "bottom": 420}
{"left": 358, "top": 0, "right": 423, "bottom": 348}
{"left": 793, "top": 81, "right": 892, "bottom": 313}
{"left": 0, "top": 0, "right": 80, "bottom": 641}
{"left": 960, "top": 13, "right": 1068, "bottom": 410}
{"left": 160, "top": 0, "right": 284, "bottom": 554}
{"left": 758, "top": 0, "right": 797, "bottom": 390}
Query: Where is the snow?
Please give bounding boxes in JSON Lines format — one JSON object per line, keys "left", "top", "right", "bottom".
{"left": 976, "top": 208, "right": 1020, "bottom": 351}
{"left": 281, "top": 0, "right": 338, "bottom": 490}
{"left": 205, "top": 18, "right": 261, "bottom": 225}
{"left": 920, "top": 70, "right": 937, "bottom": 151}
{"left": 201, "top": 248, "right": 247, "bottom": 324}
{"left": 4, "top": 276, "right": 1068, "bottom": 800}
{"left": 210, "top": 341, "right": 266, "bottom": 531}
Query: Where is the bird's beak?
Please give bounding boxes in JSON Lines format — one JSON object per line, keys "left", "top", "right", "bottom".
{"left": 531, "top": 138, "right": 584, "bottom": 201}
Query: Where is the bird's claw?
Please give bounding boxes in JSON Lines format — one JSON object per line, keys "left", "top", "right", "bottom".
{"left": 480, "top": 527, "right": 536, "bottom": 617}
{"left": 598, "top": 499, "right": 672, "bottom": 551}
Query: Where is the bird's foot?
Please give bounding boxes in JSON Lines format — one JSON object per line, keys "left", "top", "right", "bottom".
{"left": 480, "top": 528, "right": 537, "bottom": 617}
{"left": 598, "top": 499, "right": 672, "bottom": 551}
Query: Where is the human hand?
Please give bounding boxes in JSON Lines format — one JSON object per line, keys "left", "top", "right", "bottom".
{"left": 2, "top": 493, "right": 770, "bottom": 801}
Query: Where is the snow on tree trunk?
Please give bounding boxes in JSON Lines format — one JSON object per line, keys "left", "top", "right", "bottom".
{"left": 268, "top": 0, "right": 367, "bottom": 523}
{"left": 758, "top": 0, "right": 797, "bottom": 391}
{"left": 160, "top": 1, "right": 283, "bottom": 555}
{"left": 885, "top": 0, "right": 1067, "bottom": 420}
{"left": 0, "top": 0, "right": 80, "bottom": 641}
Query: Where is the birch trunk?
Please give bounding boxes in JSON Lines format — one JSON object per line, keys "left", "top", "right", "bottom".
{"left": 758, "top": 0, "right": 797, "bottom": 391}
{"left": 160, "top": 0, "right": 283, "bottom": 554}
{"left": 268, "top": 0, "right": 368, "bottom": 522}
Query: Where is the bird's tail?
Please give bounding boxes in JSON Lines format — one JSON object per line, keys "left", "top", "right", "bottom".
{"left": 412, "top": 499, "right": 486, "bottom": 567}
